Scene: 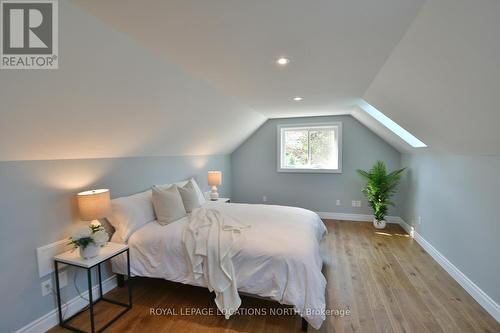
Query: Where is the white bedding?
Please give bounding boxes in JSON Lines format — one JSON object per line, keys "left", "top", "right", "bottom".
{"left": 111, "top": 201, "right": 327, "bottom": 329}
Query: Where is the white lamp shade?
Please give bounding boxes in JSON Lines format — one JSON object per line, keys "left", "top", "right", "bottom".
{"left": 208, "top": 171, "right": 222, "bottom": 186}
{"left": 77, "top": 189, "right": 111, "bottom": 221}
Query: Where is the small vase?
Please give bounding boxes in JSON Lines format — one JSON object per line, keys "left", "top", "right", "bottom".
{"left": 373, "top": 219, "right": 387, "bottom": 229}
{"left": 79, "top": 243, "right": 101, "bottom": 259}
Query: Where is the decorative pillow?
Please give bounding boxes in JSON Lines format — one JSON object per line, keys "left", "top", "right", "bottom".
{"left": 152, "top": 185, "right": 187, "bottom": 225}
{"left": 107, "top": 190, "right": 155, "bottom": 242}
{"left": 160, "top": 177, "right": 206, "bottom": 205}
{"left": 178, "top": 180, "right": 202, "bottom": 213}
{"left": 188, "top": 178, "right": 206, "bottom": 205}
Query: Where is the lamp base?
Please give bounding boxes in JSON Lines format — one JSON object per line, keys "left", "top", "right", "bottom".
{"left": 210, "top": 186, "right": 219, "bottom": 201}
{"left": 89, "top": 220, "right": 101, "bottom": 228}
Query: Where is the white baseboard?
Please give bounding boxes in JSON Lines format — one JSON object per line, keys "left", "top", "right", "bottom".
{"left": 316, "top": 211, "right": 400, "bottom": 223}
{"left": 398, "top": 219, "right": 500, "bottom": 323}
{"left": 14, "top": 275, "right": 118, "bottom": 333}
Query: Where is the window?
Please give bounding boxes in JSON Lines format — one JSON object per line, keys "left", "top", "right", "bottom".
{"left": 278, "top": 123, "right": 342, "bottom": 173}
{"left": 358, "top": 100, "right": 426, "bottom": 148}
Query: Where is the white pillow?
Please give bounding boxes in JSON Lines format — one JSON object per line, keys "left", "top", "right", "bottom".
{"left": 159, "top": 177, "right": 206, "bottom": 205}
{"left": 152, "top": 185, "right": 187, "bottom": 225}
{"left": 186, "top": 178, "right": 206, "bottom": 205}
{"left": 107, "top": 190, "right": 155, "bottom": 242}
{"left": 178, "top": 180, "right": 202, "bottom": 213}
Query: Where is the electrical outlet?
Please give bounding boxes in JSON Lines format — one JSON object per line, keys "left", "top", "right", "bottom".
{"left": 262, "top": 195, "right": 267, "bottom": 203}
{"left": 336, "top": 199, "right": 341, "bottom": 206}
{"left": 58, "top": 270, "right": 68, "bottom": 289}
{"left": 418, "top": 216, "right": 422, "bottom": 225}
{"left": 41, "top": 279, "right": 52, "bottom": 296}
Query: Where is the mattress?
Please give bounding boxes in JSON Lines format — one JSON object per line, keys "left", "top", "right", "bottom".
{"left": 111, "top": 201, "right": 327, "bottom": 328}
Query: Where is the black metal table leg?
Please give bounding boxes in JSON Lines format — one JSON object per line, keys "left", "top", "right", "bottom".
{"left": 55, "top": 261, "right": 63, "bottom": 325}
{"left": 87, "top": 268, "right": 95, "bottom": 333}
{"left": 97, "top": 263, "right": 103, "bottom": 300}
{"left": 116, "top": 274, "right": 125, "bottom": 287}
{"left": 126, "top": 249, "right": 132, "bottom": 307}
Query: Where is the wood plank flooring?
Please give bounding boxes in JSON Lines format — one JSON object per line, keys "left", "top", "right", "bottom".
{"left": 49, "top": 220, "right": 499, "bottom": 333}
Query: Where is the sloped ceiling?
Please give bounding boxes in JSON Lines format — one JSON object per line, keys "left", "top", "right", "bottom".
{"left": 3, "top": 0, "right": 496, "bottom": 160}
{"left": 0, "top": 1, "right": 265, "bottom": 161}
{"left": 74, "top": 0, "right": 424, "bottom": 118}
{"left": 364, "top": 0, "right": 500, "bottom": 154}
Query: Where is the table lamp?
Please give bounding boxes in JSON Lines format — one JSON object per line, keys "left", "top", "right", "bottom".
{"left": 207, "top": 171, "right": 222, "bottom": 200}
{"left": 77, "top": 189, "right": 111, "bottom": 226}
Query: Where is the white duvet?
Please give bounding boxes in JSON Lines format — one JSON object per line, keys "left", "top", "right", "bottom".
{"left": 111, "top": 201, "right": 327, "bottom": 329}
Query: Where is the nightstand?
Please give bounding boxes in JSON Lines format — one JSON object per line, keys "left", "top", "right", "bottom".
{"left": 210, "top": 197, "right": 230, "bottom": 203}
{"left": 54, "top": 242, "right": 131, "bottom": 333}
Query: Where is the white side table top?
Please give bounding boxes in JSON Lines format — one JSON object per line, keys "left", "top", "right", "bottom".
{"left": 209, "top": 197, "right": 230, "bottom": 203}
{"left": 54, "top": 242, "right": 128, "bottom": 268}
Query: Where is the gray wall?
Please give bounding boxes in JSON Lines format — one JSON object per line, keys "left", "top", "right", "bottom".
{"left": 0, "top": 155, "right": 230, "bottom": 333}
{"left": 231, "top": 115, "right": 402, "bottom": 215}
{"left": 400, "top": 153, "right": 500, "bottom": 305}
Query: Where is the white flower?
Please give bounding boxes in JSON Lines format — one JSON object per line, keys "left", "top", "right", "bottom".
{"left": 92, "top": 229, "right": 109, "bottom": 245}
{"left": 90, "top": 220, "right": 101, "bottom": 228}
{"left": 72, "top": 227, "right": 92, "bottom": 240}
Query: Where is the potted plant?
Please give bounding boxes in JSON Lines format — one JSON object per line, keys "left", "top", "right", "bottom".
{"left": 357, "top": 161, "right": 405, "bottom": 229}
{"left": 69, "top": 224, "right": 109, "bottom": 259}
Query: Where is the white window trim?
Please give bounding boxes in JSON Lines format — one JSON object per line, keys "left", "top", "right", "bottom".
{"left": 277, "top": 122, "right": 343, "bottom": 173}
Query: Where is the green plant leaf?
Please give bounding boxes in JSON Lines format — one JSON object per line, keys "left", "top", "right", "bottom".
{"left": 357, "top": 161, "right": 405, "bottom": 221}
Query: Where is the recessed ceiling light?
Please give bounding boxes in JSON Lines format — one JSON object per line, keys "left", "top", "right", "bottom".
{"left": 276, "top": 57, "right": 290, "bottom": 65}
{"left": 293, "top": 96, "right": 303, "bottom": 101}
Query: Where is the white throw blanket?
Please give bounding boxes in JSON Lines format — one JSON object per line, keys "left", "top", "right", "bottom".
{"left": 183, "top": 208, "right": 250, "bottom": 318}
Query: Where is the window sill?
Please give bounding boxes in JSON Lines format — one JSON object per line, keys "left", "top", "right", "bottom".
{"left": 277, "top": 168, "right": 342, "bottom": 174}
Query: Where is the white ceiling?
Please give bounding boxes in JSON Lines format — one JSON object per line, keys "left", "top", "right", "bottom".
{"left": 74, "top": 0, "right": 424, "bottom": 118}
{"left": 364, "top": 0, "right": 500, "bottom": 154}
{"left": 3, "top": 0, "right": 498, "bottom": 160}
{"left": 0, "top": 1, "right": 265, "bottom": 161}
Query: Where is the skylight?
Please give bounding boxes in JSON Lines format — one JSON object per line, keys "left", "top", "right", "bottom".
{"left": 358, "top": 100, "right": 427, "bottom": 148}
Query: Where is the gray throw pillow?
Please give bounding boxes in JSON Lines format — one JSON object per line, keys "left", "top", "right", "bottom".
{"left": 178, "top": 180, "right": 202, "bottom": 213}
{"left": 152, "top": 185, "right": 187, "bottom": 225}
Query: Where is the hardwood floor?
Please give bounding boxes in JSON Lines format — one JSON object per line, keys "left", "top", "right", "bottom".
{"left": 49, "top": 220, "right": 499, "bottom": 333}
{"left": 321, "top": 221, "right": 498, "bottom": 333}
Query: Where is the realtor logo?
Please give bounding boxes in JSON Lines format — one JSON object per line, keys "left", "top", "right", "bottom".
{"left": 1, "top": 0, "right": 58, "bottom": 69}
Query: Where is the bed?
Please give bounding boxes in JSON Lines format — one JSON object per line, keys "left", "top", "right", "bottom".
{"left": 108, "top": 188, "right": 327, "bottom": 329}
